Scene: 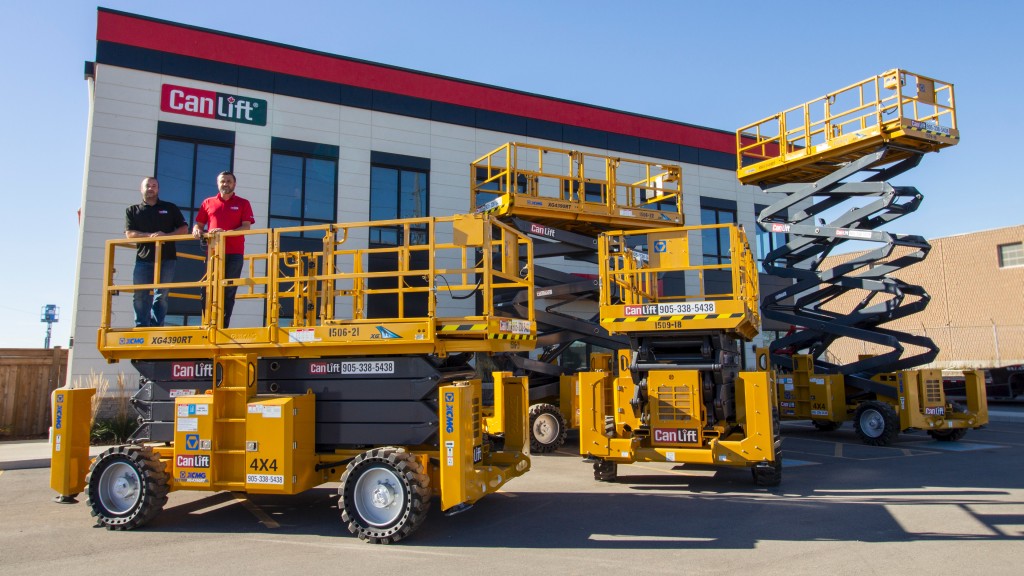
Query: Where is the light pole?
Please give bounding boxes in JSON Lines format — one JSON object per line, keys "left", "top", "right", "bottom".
{"left": 41, "top": 305, "right": 59, "bottom": 349}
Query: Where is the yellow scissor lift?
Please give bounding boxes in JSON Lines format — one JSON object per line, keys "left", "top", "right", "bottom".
{"left": 52, "top": 214, "right": 536, "bottom": 543}
{"left": 470, "top": 143, "right": 780, "bottom": 484}
{"left": 736, "top": 69, "right": 987, "bottom": 445}
{"left": 575, "top": 224, "right": 781, "bottom": 485}
{"left": 470, "top": 142, "right": 687, "bottom": 452}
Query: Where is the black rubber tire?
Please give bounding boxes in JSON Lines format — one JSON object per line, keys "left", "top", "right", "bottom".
{"left": 811, "top": 420, "right": 841, "bottom": 432}
{"left": 752, "top": 445, "right": 783, "bottom": 487}
{"left": 339, "top": 447, "right": 431, "bottom": 544}
{"left": 85, "top": 445, "right": 168, "bottom": 530}
{"left": 529, "top": 403, "right": 568, "bottom": 453}
{"left": 928, "top": 428, "right": 968, "bottom": 442}
{"left": 854, "top": 401, "right": 900, "bottom": 446}
{"left": 593, "top": 460, "right": 617, "bottom": 482}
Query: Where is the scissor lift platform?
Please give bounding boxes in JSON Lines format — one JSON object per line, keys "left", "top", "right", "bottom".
{"left": 598, "top": 224, "right": 760, "bottom": 341}
{"left": 737, "top": 69, "right": 958, "bottom": 187}
{"left": 97, "top": 214, "right": 536, "bottom": 361}
{"left": 471, "top": 142, "right": 684, "bottom": 235}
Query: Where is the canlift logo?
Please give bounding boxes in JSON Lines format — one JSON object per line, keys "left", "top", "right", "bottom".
{"left": 172, "top": 362, "right": 213, "bottom": 380}
{"left": 161, "top": 84, "right": 267, "bottom": 126}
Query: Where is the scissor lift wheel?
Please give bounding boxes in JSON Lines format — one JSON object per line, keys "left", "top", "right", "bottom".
{"left": 86, "top": 445, "right": 168, "bottom": 530}
{"left": 340, "top": 447, "right": 431, "bottom": 544}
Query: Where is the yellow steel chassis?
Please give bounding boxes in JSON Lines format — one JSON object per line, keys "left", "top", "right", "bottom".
{"left": 51, "top": 364, "right": 531, "bottom": 513}
{"left": 767, "top": 351, "right": 988, "bottom": 433}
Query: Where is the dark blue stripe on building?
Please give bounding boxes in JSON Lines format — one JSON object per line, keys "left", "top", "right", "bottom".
{"left": 94, "top": 41, "right": 735, "bottom": 170}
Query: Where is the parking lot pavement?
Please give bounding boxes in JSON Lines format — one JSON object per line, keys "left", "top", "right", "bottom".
{"left": 2, "top": 420, "right": 1023, "bottom": 576}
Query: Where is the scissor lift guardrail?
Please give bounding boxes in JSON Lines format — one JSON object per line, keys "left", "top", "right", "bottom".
{"left": 98, "top": 214, "right": 536, "bottom": 360}
{"left": 598, "top": 224, "right": 760, "bottom": 341}
{"left": 471, "top": 142, "right": 684, "bottom": 233}
{"left": 737, "top": 69, "right": 958, "bottom": 187}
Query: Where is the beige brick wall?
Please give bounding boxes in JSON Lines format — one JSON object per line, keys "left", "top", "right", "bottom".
{"left": 817, "top": 225, "right": 1024, "bottom": 369}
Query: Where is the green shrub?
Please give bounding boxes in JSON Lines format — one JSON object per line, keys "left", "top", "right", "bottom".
{"left": 82, "top": 371, "right": 137, "bottom": 445}
{"left": 91, "top": 415, "right": 139, "bottom": 444}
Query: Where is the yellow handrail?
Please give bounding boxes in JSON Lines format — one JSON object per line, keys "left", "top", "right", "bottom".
{"left": 470, "top": 142, "right": 683, "bottom": 219}
{"left": 97, "top": 215, "right": 535, "bottom": 357}
{"left": 737, "top": 69, "right": 957, "bottom": 173}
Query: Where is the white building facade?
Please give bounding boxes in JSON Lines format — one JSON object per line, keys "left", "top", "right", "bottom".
{"left": 70, "top": 9, "right": 784, "bottom": 384}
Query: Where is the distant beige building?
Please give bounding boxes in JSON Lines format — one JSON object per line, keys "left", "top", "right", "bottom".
{"left": 821, "top": 224, "right": 1024, "bottom": 369}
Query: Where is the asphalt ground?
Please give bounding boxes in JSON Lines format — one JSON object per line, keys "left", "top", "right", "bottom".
{"left": 2, "top": 412, "right": 1023, "bottom": 576}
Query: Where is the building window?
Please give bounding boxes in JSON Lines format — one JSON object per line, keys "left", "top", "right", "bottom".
{"left": 700, "top": 199, "right": 737, "bottom": 265}
{"left": 999, "top": 242, "right": 1024, "bottom": 268}
{"left": 366, "top": 152, "right": 431, "bottom": 319}
{"left": 369, "top": 152, "right": 430, "bottom": 246}
{"left": 755, "top": 204, "right": 787, "bottom": 273}
{"left": 154, "top": 122, "right": 234, "bottom": 320}
{"left": 154, "top": 122, "right": 234, "bottom": 225}
{"left": 269, "top": 138, "right": 339, "bottom": 237}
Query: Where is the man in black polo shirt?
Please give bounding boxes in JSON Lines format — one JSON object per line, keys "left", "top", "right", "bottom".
{"left": 125, "top": 177, "right": 188, "bottom": 327}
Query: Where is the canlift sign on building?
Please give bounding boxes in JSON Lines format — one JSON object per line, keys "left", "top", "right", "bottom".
{"left": 160, "top": 84, "right": 267, "bottom": 126}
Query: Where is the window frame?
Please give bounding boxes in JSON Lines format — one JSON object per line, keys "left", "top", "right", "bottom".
{"left": 700, "top": 198, "right": 738, "bottom": 265}
{"left": 153, "top": 123, "right": 235, "bottom": 320}
{"left": 754, "top": 204, "right": 788, "bottom": 273}
{"left": 998, "top": 242, "right": 1024, "bottom": 268}
{"left": 368, "top": 152, "right": 430, "bottom": 247}
{"left": 154, "top": 122, "right": 235, "bottom": 225}
{"left": 268, "top": 138, "right": 340, "bottom": 237}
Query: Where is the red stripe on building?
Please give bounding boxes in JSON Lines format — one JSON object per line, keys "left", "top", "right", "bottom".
{"left": 96, "top": 10, "right": 736, "bottom": 155}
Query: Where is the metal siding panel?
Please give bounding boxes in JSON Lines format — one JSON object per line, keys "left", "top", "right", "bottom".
{"left": 274, "top": 73, "right": 341, "bottom": 105}
{"left": 562, "top": 125, "right": 608, "bottom": 150}
{"left": 606, "top": 133, "right": 640, "bottom": 156}
{"left": 161, "top": 53, "right": 239, "bottom": 87}
{"left": 271, "top": 137, "right": 340, "bottom": 159}
{"left": 679, "top": 145, "right": 700, "bottom": 164}
{"left": 431, "top": 101, "right": 476, "bottom": 127}
{"left": 526, "top": 118, "right": 563, "bottom": 142}
{"left": 476, "top": 110, "right": 527, "bottom": 135}
{"left": 373, "top": 91, "right": 431, "bottom": 120}
{"left": 157, "top": 121, "right": 236, "bottom": 145}
{"left": 95, "top": 41, "right": 162, "bottom": 74}
{"left": 639, "top": 139, "right": 680, "bottom": 162}
{"left": 698, "top": 149, "right": 735, "bottom": 171}
{"left": 237, "top": 66, "right": 276, "bottom": 93}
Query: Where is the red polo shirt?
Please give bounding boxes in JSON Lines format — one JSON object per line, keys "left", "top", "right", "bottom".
{"left": 195, "top": 193, "right": 255, "bottom": 254}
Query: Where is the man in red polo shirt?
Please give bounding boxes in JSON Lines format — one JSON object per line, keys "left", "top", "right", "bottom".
{"left": 192, "top": 171, "right": 255, "bottom": 327}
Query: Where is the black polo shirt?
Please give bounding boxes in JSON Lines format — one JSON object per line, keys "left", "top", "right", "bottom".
{"left": 125, "top": 200, "right": 187, "bottom": 262}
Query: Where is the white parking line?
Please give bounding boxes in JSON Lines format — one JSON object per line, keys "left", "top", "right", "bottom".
{"left": 589, "top": 533, "right": 715, "bottom": 542}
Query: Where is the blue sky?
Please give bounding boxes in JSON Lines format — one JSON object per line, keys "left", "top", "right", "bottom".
{"left": 0, "top": 0, "right": 1020, "bottom": 348}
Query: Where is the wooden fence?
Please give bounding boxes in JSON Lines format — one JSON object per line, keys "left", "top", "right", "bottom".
{"left": 0, "top": 348, "right": 69, "bottom": 437}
